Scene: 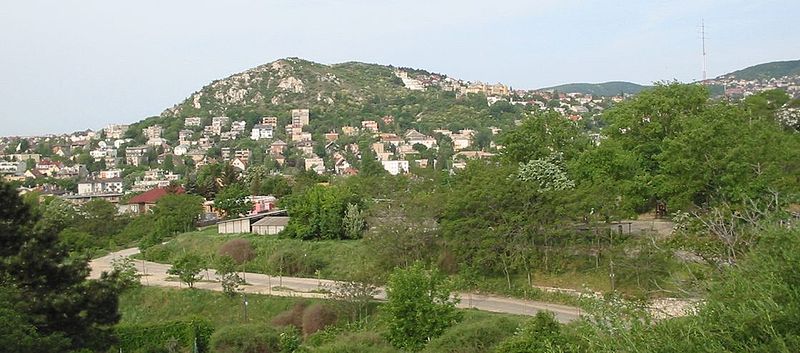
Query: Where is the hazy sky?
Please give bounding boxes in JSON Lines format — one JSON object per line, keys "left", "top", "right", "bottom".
{"left": 1, "top": 0, "right": 798, "bottom": 136}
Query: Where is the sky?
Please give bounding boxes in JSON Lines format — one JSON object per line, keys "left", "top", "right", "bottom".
{"left": 1, "top": 0, "right": 798, "bottom": 136}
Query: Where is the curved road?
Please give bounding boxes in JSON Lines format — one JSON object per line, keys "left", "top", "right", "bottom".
{"left": 90, "top": 248, "right": 582, "bottom": 323}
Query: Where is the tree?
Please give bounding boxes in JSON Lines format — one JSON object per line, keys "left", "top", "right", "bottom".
{"left": 0, "top": 286, "right": 70, "bottom": 352}
{"left": 282, "top": 184, "right": 361, "bottom": 240}
{"left": 162, "top": 154, "right": 175, "bottom": 172}
{"left": 500, "top": 111, "right": 588, "bottom": 164}
{"left": 328, "top": 280, "right": 379, "bottom": 322}
{"left": 215, "top": 256, "right": 244, "bottom": 296}
{"left": 214, "top": 183, "right": 252, "bottom": 219}
{"left": 0, "top": 181, "right": 120, "bottom": 351}
{"left": 342, "top": 203, "right": 366, "bottom": 239}
{"left": 384, "top": 262, "right": 460, "bottom": 351}
{"left": 152, "top": 193, "right": 203, "bottom": 235}
{"left": 78, "top": 199, "right": 126, "bottom": 237}
{"left": 108, "top": 257, "right": 141, "bottom": 291}
{"left": 168, "top": 253, "right": 204, "bottom": 288}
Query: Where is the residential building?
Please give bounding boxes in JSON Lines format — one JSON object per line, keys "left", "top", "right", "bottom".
{"left": 125, "top": 187, "right": 184, "bottom": 215}
{"left": 304, "top": 156, "right": 326, "bottom": 174}
{"left": 125, "top": 146, "right": 150, "bottom": 166}
{"left": 35, "top": 159, "right": 63, "bottom": 177}
{"left": 261, "top": 116, "right": 278, "bottom": 127}
{"left": 291, "top": 109, "right": 310, "bottom": 127}
{"left": 451, "top": 132, "right": 473, "bottom": 151}
{"left": 361, "top": 120, "right": 379, "bottom": 132}
{"left": 251, "top": 124, "right": 274, "bottom": 140}
{"left": 341, "top": 126, "right": 359, "bottom": 136}
{"left": 212, "top": 116, "right": 231, "bottom": 126}
{"left": 0, "top": 161, "right": 25, "bottom": 175}
{"left": 78, "top": 177, "right": 124, "bottom": 195}
{"left": 132, "top": 169, "right": 180, "bottom": 192}
{"left": 104, "top": 124, "right": 129, "bottom": 139}
{"left": 173, "top": 144, "right": 191, "bottom": 156}
{"left": 143, "top": 125, "right": 163, "bottom": 140}
{"left": 296, "top": 140, "right": 315, "bottom": 156}
{"left": 234, "top": 149, "right": 251, "bottom": 162}
{"left": 178, "top": 129, "right": 194, "bottom": 143}
{"left": 381, "top": 160, "right": 409, "bottom": 175}
{"left": 324, "top": 131, "right": 339, "bottom": 142}
{"left": 269, "top": 140, "right": 288, "bottom": 155}
{"left": 405, "top": 130, "right": 437, "bottom": 148}
{"left": 98, "top": 169, "right": 122, "bottom": 179}
{"left": 231, "top": 120, "right": 246, "bottom": 133}
{"left": 184, "top": 117, "right": 202, "bottom": 127}
{"left": 292, "top": 132, "right": 312, "bottom": 142}
{"left": 231, "top": 157, "right": 248, "bottom": 171}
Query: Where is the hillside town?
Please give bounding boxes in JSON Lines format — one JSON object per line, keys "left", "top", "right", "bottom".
{"left": 4, "top": 66, "right": 800, "bottom": 218}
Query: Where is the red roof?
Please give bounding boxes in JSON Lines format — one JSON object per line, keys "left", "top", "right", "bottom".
{"left": 128, "top": 187, "right": 184, "bottom": 205}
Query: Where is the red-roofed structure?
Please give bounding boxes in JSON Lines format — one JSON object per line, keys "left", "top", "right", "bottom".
{"left": 127, "top": 186, "right": 184, "bottom": 214}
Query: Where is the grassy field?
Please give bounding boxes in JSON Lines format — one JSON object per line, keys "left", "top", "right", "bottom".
{"left": 118, "top": 286, "right": 527, "bottom": 352}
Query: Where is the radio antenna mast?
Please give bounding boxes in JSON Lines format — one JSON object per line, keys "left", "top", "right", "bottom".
{"left": 701, "top": 19, "right": 707, "bottom": 81}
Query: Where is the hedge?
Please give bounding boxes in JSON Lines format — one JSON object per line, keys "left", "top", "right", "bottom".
{"left": 114, "top": 319, "right": 214, "bottom": 353}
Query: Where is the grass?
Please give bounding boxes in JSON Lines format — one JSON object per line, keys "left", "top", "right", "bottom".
{"left": 119, "top": 286, "right": 528, "bottom": 353}
{"left": 135, "top": 228, "right": 699, "bottom": 309}
{"left": 119, "top": 286, "right": 328, "bottom": 327}
{"left": 138, "top": 228, "right": 367, "bottom": 280}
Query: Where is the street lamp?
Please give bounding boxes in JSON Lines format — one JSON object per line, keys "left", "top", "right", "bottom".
{"left": 242, "top": 293, "right": 249, "bottom": 322}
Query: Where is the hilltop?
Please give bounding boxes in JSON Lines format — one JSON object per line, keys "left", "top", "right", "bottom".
{"left": 539, "top": 81, "right": 647, "bottom": 96}
{"left": 720, "top": 59, "right": 800, "bottom": 80}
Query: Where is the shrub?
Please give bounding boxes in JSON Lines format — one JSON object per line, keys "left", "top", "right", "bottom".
{"left": 301, "top": 304, "right": 339, "bottom": 337}
{"left": 219, "top": 238, "right": 256, "bottom": 265}
{"left": 209, "top": 324, "right": 280, "bottom": 353}
{"left": 115, "top": 319, "right": 214, "bottom": 353}
{"left": 311, "top": 332, "right": 399, "bottom": 353}
{"left": 423, "top": 316, "right": 519, "bottom": 353}
{"left": 271, "top": 302, "right": 308, "bottom": 330}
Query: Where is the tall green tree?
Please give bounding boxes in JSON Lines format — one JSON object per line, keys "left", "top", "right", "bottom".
{"left": 152, "top": 193, "right": 203, "bottom": 235}
{"left": 214, "top": 183, "right": 252, "bottom": 219}
{"left": 282, "top": 185, "right": 361, "bottom": 240}
{"left": 384, "top": 262, "right": 460, "bottom": 352}
{"left": 0, "top": 181, "right": 120, "bottom": 351}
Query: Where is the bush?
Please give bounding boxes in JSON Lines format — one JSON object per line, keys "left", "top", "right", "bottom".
{"left": 423, "top": 316, "right": 519, "bottom": 353}
{"left": 271, "top": 302, "right": 339, "bottom": 338}
{"left": 115, "top": 319, "right": 214, "bottom": 353}
{"left": 271, "top": 302, "right": 308, "bottom": 330}
{"left": 219, "top": 238, "right": 256, "bottom": 265}
{"left": 209, "top": 324, "right": 280, "bottom": 353}
{"left": 301, "top": 304, "right": 339, "bottom": 337}
{"left": 310, "top": 332, "right": 400, "bottom": 353}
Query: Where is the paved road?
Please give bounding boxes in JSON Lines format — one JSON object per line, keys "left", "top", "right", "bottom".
{"left": 90, "top": 248, "right": 582, "bottom": 323}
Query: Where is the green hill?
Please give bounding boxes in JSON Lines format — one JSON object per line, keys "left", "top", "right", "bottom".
{"left": 154, "top": 58, "right": 528, "bottom": 138}
{"left": 721, "top": 59, "right": 800, "bottom": 80}
{"left": 539, "top": 81, "right": 647, "bottom": 96}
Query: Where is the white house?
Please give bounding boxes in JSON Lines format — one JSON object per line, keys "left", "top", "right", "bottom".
{"left": 250, "top": 124, "right": 274, "bottom": 140}
{"left": 78, "top": 178, "right": 123, "bottom": 195}
{"left": 381, "top": 160, "right": 409, "bottom": 175}
{"left": 173, "top": 144, "right": 191, "bottom": 156}
{"left": 304, "top": 156, "right": 326, "bottom": 174}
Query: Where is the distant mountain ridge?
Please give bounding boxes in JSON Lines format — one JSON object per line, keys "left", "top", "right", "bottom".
{"left": 718, "top": 59, "right": 800, "bottom": 80}
{"left": 538, "top": 81, "right": 647, "bottom": 96}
